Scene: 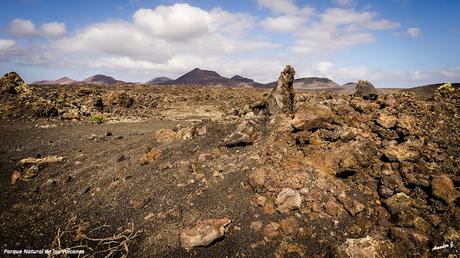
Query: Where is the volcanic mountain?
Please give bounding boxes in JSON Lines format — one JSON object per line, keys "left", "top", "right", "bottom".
{"left": 165, "top": 68, "right": 262, "bottom": 87}
{"left": 169, "top": 68, "right": 232, "bottom": 85}
{"left": 31, "top": 77, "right": 78, "bottom": 85}
{"left": 82, "top": 74, "right": 122, "bottom": 85}
{"left": 146, "top": 77, "right": 173, "bottom": 84}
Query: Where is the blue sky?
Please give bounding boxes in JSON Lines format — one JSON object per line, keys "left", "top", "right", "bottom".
{"left": 0, "top": 0, "right": 459, "bottom": 87}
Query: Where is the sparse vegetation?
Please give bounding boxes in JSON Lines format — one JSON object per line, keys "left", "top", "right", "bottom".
{"left": 436, "top": 82, "right": 455, "bottom": 94}
{"left": 89, "top": 114, "right": 106, "bottom": 124}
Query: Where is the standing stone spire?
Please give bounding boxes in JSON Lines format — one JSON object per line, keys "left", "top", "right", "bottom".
{"left": 267, "top": 65, "right": 296, "bottom": 115}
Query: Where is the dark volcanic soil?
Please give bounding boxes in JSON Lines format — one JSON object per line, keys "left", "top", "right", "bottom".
{"left": 1, "top": 76, "right": 459, "bottom": 257}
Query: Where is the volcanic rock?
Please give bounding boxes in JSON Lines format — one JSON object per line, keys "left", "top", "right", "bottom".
{"left": 431, "top": 174, "right": 458, "bottom": 204}
{"left": 222, "top": 120, "right": 254, "bottom": 147}
{"left": 376, "top": 113, "right": 397, "bottom": 129}
{"left": 337, "top": 236, "right": 396, "bottom": 258}
{"left": 139, "top": 149, "right": 161, "bottom": 165}
{"left": 291, "top": 104, "right": 334, "bottom": 131}
{"left": 266, "top": 65, "right": 296, "bottom": 115}
{"left": 248, "top": 167, "right": 267, "bottom": 193}
{"left": 279, "top": 216, "right": 300, "bottom": 236}
{"left": 180, "top": 218, "right": 231, "bottom": 250}
{"left": 0, "top": 71, "right": 30, "bottom": 95}
{"left": 276, "top": 188, "right": 301, "bottom": 213}
{"left": 354, "top": 80, "right": 378, "bottom": 100}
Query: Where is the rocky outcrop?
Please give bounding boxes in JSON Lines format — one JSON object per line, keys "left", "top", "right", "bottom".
{"left": 266, "top": 65, "right": 296, "bottom": 115}
{"left": 0, "top": 71, "right": 30, "bottom": 95}
{"left": 354, "top": 80, "right": 378, "bottom": 100}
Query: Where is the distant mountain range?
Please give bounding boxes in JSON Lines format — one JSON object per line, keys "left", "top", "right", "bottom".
{"left": 32, "top": 77, "right": 78, "bottom": 85}
{"left": 32, "top": 74, "right": 122, "bottom": 85}
{"left": 30, "top": 68, "right": 458, "bottom": 93}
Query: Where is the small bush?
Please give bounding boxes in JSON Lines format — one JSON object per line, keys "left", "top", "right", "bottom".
{"left": 89, "top": 114, "right": 106, "bottom": 124}
{"left": 436, "top": 83, "right": 455, "bottom": 94}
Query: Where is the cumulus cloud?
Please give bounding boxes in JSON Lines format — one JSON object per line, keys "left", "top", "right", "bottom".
{"left": 9, "top": 19, "right": 37, "bottom": 37}
{"left": 256, "top": 0, "right": 298, "bottom": 15}
{"left": 261, "top": 15, "right": 306, "bottom": 32}
{"left": 0, "top": 38, "right": 23, "bottom": 61}
{"left": 290, "top": 8, "right": 399, "bottom": 54}
{"left": 26, "top": 3, "right": 275, "bottom": 78}
{"left": 41, "top": 22, "right": 66, "bottom": 38}
{"left": 406, "top": 27, "right": 421, "bottom": 38}
{"left": 9, "top": 19, "right": 67, "bottom": 38}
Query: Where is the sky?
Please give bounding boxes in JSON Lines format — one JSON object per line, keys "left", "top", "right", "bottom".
{"left": 0, "top": 0, "right": 459, "bottom": 87}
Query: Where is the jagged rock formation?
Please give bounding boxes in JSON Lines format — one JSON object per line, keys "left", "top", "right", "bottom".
{"left": 0, "top": 71, "right": 30, "bottom": 95}
{"left": 354, "top": 80, "right": 378, "bottom": 100}
{"left": 266, "top": 65, "right": 296, "bottom": 115}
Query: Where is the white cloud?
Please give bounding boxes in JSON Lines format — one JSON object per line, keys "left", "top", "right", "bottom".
{"left": 406, "top": 27, "right": 421, "bottom": 38}
{"left": 9, "top": 19, "right": 67, "bottom": 38}
{"left": 290, "top": 8, "right": 399, "bottom": 54}
{"left": 22, "top": 3, "right": 275, "bottom": 78}
{"left": 41, "top": 22, "right": 66, "bottom": 38}
{"left": 0, "top": 38, "right": 22, "bottom": 61}
{"left": 256, "top": 0, "right": 298, "bottom": 15}
{"left": 0, "top": 39, "right": 16, "bottom": 50}
{"left": 9, "top": 19, "right": 37, "bottom": 37}
{"left": 261, "top": 15, "right": 305, "bottom": 32}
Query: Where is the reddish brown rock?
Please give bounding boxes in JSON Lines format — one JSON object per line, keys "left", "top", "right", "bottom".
{"left": 263, "top": 222, "right": 280, "bottom": 238}
{"left": 139, "top": 149, "right": 161, "bottom": 165}
{"left": 291, "top": 104, "right": 334, "bottom": 131}
{"left": 431, "top": 174, "right": 458, "bottom": 204}
{"left": 280, "top": 216, "right": 300, "bottom": 236}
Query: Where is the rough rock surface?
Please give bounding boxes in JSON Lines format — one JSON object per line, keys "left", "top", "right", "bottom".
{"left": 266, "top": 65, "right": 296, "bottom": 115}
{"left": 354, "top": 80, "right": 378, "bottom": 100}
{"left": 180, "top": 218, "right": 231, "bottom": 250}
{"left": 276, "top": 188, "right": 302, "bottom": 213}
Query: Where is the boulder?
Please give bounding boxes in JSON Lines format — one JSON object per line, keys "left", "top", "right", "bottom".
{"left": 180, "top": 218, "right": 231, "bottom": 250}
{"left": 354, "top": 80, "right": 378, "bottom": 100}
{"left": 276, "top": 188, "right": 301, "bottom": 213}
{"left": 248, "top": 168, "right": 267, "bottom": 193}
{"left": 431, "top": 174, "right": 458, "bottom": 204}
{"left": 291, "top": 104, "right": 334, "bottom": 131}
{"left": 0, "top": 72, "right": 30, "bottom": 95}
{"left": 222, "top": 120, "right": 254, "bottom": 147}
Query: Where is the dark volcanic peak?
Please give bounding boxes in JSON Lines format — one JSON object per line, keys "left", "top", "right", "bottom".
{"left": 147, "top": 77, "right": 173, "bottom": 84}
{"left": 82, "top": 74, "right": 120, "bottom": 85}
{"left": 172, "top": 68, "right": 229, "bottom": 84}
{"left": 168, "top": 68, "right": 264, "bottom": 87}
